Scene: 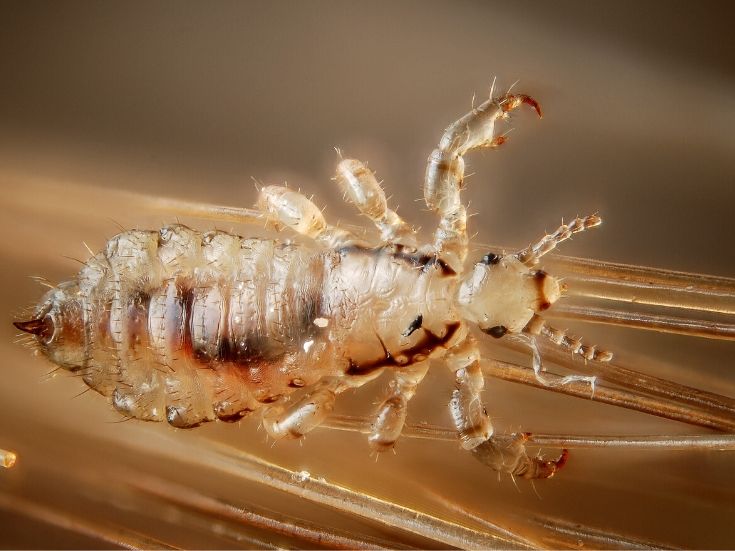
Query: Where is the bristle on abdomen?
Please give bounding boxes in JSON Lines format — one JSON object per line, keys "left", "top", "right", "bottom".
{"left": 49, "top": 225, "right": 329, "bottom": 428}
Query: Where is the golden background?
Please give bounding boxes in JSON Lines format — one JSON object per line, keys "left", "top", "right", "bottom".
{"left": 1, "top": 1, "right": 733, "bottom": 548}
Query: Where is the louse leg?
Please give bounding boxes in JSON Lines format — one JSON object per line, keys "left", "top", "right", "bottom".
{"left": 261, "top": 377, "right": 343, "bottom": 439}
{"left": 446, "top": 336, "right": 568, "bottom": 479}
{"left": 445, "top": 335, "right": 493, "bottom": 450}
{"left": 516, "top": 215, "right": 602, "bottom": 267}
{"left": 256, "top": 185, "right": 362, "bottom": 247}
{"left": 471, "top": 433, "right": 569, "bottom": 480}
{"left": 425, "top": 92, "right": 542, "bottom": 268}
{"left": 368, "top": 361, "right": 430, "bottom": 451}
{"left": 262, "top": 371, "right": 382, "bottom": 440}
{"left": 335, "top": 158, "right": 416, "bottom": 245}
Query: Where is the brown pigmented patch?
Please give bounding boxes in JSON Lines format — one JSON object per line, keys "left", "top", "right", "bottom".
{"left": 433, "top": 159, "right": 452, "bottom": 171}
{"left": 533, "top": 269, "right": 552, "bottom": 309}
{"left": 179, "top": 282, "right": 196, "bottom": 359}
{"left": 346, "top": 322, "right": 461, "bottom": 376}
{"left": 259, "top": 394, "right": 282, "bottom": 404}
{"left": 339, "top": 244, "right": 457, "bottom": 278}
{"left": 402, "top": 314, "right": 423, "bottom": 337}
{"left": 217, "top": 410, "right": 252, "bottom": 423}
{"left": 126, "top": 291, "right": 151, "bottom": 351}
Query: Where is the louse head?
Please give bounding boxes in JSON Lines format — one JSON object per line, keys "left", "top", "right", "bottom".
{"left": 14, "top": 281, "right": 84, "bottom": 369}
{"left": 456, "top": 252, "right": 561, "bottom": 338}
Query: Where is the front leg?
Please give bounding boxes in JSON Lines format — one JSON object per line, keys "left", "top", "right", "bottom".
{"left": 445, "top": 335, "right": 568, "bottom": 480}
{"left": 424, "top": 92, "right": 542, "bottom": 268}
{"left": 444, "top": 335, "right": 494, "bottom": 449}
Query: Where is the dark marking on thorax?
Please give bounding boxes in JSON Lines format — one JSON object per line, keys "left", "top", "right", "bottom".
{"left": 402, "top": 314, "right": 423, "bottom": 337}
{"left": 346, "top": 322, "right": 461, "bottom": 376}
{"left": 533, "top": 269, "right": 551, "bottom": 311}
{"left": 481, "top": 252, "right": 501, "bottom": 265}
{"left": 338, "top": 244, "right": 457, "bottom": 277}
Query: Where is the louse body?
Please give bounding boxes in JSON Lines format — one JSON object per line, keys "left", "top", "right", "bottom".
{"left": 28, "top": 228, "right": 460, "bottom": 429}
{"left": 15, "top": 91, "right": 611, "bottom": 479}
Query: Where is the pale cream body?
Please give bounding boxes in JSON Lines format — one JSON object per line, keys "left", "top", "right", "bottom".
{"left": 34, "top": 225, "right": 464, "bottom": 430}
{"left": 19, "top": 91, "right": 607, "bottom": 479}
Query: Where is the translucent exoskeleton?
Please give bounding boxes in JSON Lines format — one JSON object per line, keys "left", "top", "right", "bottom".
{"left": 14, "top": 91, "right": 614, "bottom": 480}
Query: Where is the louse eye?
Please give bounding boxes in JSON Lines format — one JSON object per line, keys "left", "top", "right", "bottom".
{"left": 481, "top": 252, "right": 500, "bottom": 265}
{"left": 483, "top": 325, "right": 508, "bottom": 338}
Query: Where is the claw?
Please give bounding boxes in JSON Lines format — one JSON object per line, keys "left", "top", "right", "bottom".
{"left": 522, "top": 448, "right": 569, "bottom": 480}
{"left": 490, "top": 135, "right": 507, "bottom": 148}
{"left": 470, "top": 432, "right": 569, "bottom": 480}
{"left": 501, "top": 94, "right": 543, "bottom": 118}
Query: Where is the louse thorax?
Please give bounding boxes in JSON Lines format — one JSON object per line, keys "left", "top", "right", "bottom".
{"left": 15, "top": 281, "right": 85, "bottom": 370}
{"left": 456, "top": 253, "right": 561, "bottom": 337}
{"left": 325, "top": 244, "right": 464, "bottom": 370}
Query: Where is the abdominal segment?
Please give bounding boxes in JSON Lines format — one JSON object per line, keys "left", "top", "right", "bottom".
{"left": 73, "top": 226, "right": 330, "bottom": 428}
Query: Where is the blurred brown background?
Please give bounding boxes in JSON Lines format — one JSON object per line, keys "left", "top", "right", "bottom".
{"left": 1, "top": 1, "right": 734, "bottom": 272}
{"left": 0, "top": 1, "right": 734, "bottom": 548}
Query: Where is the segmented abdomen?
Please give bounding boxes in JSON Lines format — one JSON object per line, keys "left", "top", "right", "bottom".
{"left": 77, "top": 225, "right": 328, "bottom": 428}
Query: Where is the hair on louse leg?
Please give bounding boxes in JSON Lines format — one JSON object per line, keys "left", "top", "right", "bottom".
{"left": 106, "top": 217, "right": 127, "bottom": 233}
{"left": 528, "top": 477, "right": 542, "bottom": 500}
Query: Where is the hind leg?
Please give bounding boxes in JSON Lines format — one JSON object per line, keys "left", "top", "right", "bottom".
{"left": 334, "top": 158, "right": 416, "bottom": 245}
{"left": 256, "top": 185, "right": 363, "bottom": 247}
{"left": 446, "top": 335, "right": 567, "bottom": 479}
{"left": 445, "top": 335, "right": 494, "bottom": 450}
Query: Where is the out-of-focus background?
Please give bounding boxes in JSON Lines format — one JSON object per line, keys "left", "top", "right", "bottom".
{"left": 1, "top": 1, "right": 734, "bottom": 548}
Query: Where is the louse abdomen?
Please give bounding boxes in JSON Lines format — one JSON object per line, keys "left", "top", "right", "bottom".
{"left": 20, "top": 224, "right": 461, "bottom": 429}
{"left": 28, "top": 225, "right": 331, "bottom": 428}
